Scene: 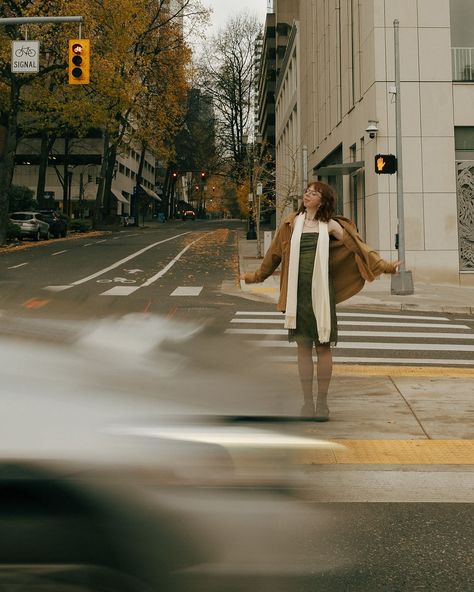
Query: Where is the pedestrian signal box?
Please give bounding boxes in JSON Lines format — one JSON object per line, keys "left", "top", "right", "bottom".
{"left": 375, "top": 154, "right": 397, "bottom": 174}
{"left": 68, "top": 39, "right": 90, "bottom": 85}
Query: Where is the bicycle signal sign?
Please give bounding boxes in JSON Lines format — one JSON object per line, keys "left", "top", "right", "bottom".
{"left": 11, "top": 40, "right": 40, "bottom": 73}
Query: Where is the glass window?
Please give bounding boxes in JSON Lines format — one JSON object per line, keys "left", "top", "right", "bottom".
{"left": 455, "top": 127, "right": 474, "bottom": 150}
{"left": 450, "top": 0, "right": 474, "bottom": 46}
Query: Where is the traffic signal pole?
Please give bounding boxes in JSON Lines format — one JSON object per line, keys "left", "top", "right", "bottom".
{"left": 391, "top": 19, "right": 414, "bottom": 295}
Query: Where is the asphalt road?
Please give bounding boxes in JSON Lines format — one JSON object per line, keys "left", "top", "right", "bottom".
{"left": 1, "top": 218, "right": 473, "bottom": 591}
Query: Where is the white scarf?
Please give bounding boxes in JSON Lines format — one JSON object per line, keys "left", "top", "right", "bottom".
{"left": 284, "top": 212, "right": 331, "bottom": 343}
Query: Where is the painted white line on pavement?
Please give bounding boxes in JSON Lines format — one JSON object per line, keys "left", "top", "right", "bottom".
{"left": 338, "top": 321, "right": 470, "bottom": 329}
{"left": 139, "top": 236, "right": 205, "bottom": 287}
{"left": 8, "top": 262, "right": 29, "bottom": 269}
{"left": 234, "top": 311, "right": 450, "bottom": 321}
{"left": 226, "top": 328, "right": 474, "bottom": 339}
{"left": 171, "top": 286, "right": 203, "bottom": 296}
{"left": 99, "top": 234, "right": 204, "bottom": 296}
{"left": 235, "top": 311, "right": 283, "bottom": 316}
{"left": 337, "top": 312, "right": 451, "bottom": 321}
{"left": 95, "top": 240, "right": 107, "bottom": 244}
{"left": 250, "top": 340, "right": 474, "bottom": 352}
{"left": 43, "top": 285, "right": 74, "bottom": 292}
{"left": 52, "top": 250, "right": 68, "bottom": 256}
{"left": 230, "top": 318, "right": 469, "bottom": 329}
{"left": 100, "top": 286, "right": 139, "bottom": 296}
{"left": 269, "top": 355, "right": 474, "bottom": 366}
{"left": 45, "top": 232, "right": 191, "bottom": 291}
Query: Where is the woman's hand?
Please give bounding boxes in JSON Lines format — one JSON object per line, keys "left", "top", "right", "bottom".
{"left": 392, "top": 260, "right": 402, "bottom": 271}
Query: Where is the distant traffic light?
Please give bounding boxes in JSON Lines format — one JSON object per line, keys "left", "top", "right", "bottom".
{"left": 200, "top": 171, "right": 206, "bottom": 179}
{"left": 171, "top": 171, "right": 178, "bottom": 181}
{"left": 375, "top": 154, "right": 397, "bottom": 174}
{"left": 68, "top": 39, "right": 90, "bottom": 85}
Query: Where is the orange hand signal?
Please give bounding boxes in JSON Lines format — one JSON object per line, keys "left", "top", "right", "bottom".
{"left": 376, "top": 156, "right": 386, "bottom": 172}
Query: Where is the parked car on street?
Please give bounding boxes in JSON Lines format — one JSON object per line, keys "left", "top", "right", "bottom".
{"left": 37, "top": 210, "right": 68, "bottom": 238}
{"left": 9, "top": 211, "right": 50, "bottom": 241}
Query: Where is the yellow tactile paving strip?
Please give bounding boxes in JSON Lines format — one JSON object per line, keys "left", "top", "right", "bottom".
{"left": 300, "top": 440, "right": 474, "bottom": 465}
{"left": 333, "top": 365, "right": 474, "bottom": 378}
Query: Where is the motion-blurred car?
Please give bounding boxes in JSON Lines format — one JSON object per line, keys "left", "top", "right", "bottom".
{"left": 9, "top": 211, "right": 50, "bottom": 240}
{"left": 181, "top": 210, "right": 196, "bottom": 221}
{"left": 0, "top": 313, "right": 344, "bottom": 592}
{"left": 37, "top": 210, "right": 68, "bottom": 238}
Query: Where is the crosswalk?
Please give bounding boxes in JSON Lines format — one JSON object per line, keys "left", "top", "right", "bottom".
{"left": 226, "top": 310, "right": 474, "bottom": 367}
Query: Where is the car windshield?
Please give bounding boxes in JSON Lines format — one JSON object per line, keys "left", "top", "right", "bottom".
{"left": 10, "top": 214, "right": 34, "bottom": 221}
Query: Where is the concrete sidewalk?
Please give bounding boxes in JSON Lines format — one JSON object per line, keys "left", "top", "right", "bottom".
{"left": 235, "top": 232, "right": 474, "bottom": 460}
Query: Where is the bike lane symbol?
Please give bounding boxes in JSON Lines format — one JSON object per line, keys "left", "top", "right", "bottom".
{"left": 96, "top": 277, "right": 137, "bottom": 284}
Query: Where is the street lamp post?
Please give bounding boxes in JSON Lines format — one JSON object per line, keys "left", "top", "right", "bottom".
{"left": 243, "top": 134, "right": 256, "bottom": 240}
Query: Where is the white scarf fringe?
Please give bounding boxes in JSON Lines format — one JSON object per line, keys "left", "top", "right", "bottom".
{"left": 284, "top": 213, "right": 331, "bottom": 343}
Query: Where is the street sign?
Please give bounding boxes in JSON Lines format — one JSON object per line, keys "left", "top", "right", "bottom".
{"left": 375, "top": 154, "right": 397, "bottom": 174}
{"left": 11, "top": 40, "right": 40, "bottom": 73}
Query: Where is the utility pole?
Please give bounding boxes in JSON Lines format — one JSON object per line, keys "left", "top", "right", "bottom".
{"left": 391, "top": 19, "right": 414, "bottom": 295}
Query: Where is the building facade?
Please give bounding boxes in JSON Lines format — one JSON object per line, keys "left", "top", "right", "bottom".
{"left": 264, "top": 0, "right": 474, "bottom": 285}
{"left": 13, "top": 134, "right": 159, "bottom": 220}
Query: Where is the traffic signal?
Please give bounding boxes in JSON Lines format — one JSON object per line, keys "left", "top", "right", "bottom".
{"left": 375, "top": 154, "right": 397, "bottom": 174}
{"left": 68, "top": 39, "right": 90, "bottom": 85}
{"left": 200, "top": 171, "right": 206, "bottom": 180}
{"left": 171, "top": 171, "right": 178, "bottom": 180}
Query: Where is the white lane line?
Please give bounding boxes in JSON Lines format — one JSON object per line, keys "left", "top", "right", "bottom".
{"left": 139, "top": 236, "right": 204, "bottom": 287}
{"left": 171, "top": 286, "right": 203, "bottom": 296}
{"left": 230, "top": 318, "right": 469, "bottom": 329}
{"left": 269, "top": 355, "right": 474, "bottom": 366}
{"left": 83, "top": 243, "right": 95, "bottom": 247}
{"left": 100, "top": 235, "right": 203, "bottom": 296}
{"left": 226, "top": 328, "right": 474, "bottom": 339}
{"left": 52, "top": 250, "right": 68, "bottom": 256}
{"left": 95, "top": 240, "right": 107, "bottom": 244}
{"left": 249, "top": 340, "right": 474, "bottom": 352}
{"left": 8, "top": 263, "right": 29, "bottom": 269}
{"left": 45, "top": 232, "right": 191, "bottom": 292}
{"left": 44, "top": 285, "right": 73, "bottom": 292}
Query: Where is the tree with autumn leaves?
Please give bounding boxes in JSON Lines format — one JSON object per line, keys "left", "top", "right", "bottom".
{"left": 0, "top": 0, "right": 208, "bottom": 242}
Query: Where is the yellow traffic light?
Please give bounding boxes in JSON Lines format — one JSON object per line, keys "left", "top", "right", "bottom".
{"left": 68, "top": 39, "right": 90, "bottom": 85}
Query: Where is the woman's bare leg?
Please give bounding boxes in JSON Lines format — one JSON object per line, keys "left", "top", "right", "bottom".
{"left": 315, "top": 344, "right": 333, "bottom": 420}
{"left": 297, "top": 342, "right": 315, "bottom": 415}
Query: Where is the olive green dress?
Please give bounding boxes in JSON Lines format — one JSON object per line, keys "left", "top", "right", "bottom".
{"left": 288, "top": 233, "right": 338, "bottom": 345}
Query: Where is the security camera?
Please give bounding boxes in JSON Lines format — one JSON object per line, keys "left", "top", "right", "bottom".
{"left": 366, "top": 121, "right": 379, "bottom": 139}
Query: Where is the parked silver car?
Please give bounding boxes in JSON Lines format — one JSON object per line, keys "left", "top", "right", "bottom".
{"left": 10, "top": 211, "right": 50, "bottom": 241}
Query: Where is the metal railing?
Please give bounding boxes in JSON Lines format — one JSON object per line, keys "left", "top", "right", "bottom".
{"left": 452, "top": 47, "right": 474, "bottom": 81}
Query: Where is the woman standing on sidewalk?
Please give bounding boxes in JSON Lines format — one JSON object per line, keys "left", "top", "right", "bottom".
{"left": 241, "top": 181, "right": 400, "bottom": 420}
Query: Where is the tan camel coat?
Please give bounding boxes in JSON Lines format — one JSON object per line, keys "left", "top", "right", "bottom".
{"left": 243, "top": 213, "right": 397, "bottom": 311}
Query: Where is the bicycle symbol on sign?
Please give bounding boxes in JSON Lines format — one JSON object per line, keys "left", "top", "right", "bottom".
{"left": 96, "top": 277, "right": 137, "bottom": 284}
{"left": 14, "top": 45, "right": 37, "bottom": 58}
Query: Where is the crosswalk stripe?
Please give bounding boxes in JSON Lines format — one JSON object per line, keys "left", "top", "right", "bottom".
{"left": 235, "top": 311, "right": 451, "bottom": 321}
{"left": 269, "top": 355, "right": 474, "bottom": 366}
{"left": 226, "top": 328, "right": 474, "bottom": 340}
{"left": 230, "top": 319, "right": 470, "bottom": 329}
{"left": 250, "top": 340, "right": 474, "bottom": 352}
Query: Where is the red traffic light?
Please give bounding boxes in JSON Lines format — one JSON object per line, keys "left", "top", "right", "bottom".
{"left": 200, "top": 171, "right": 206, "bottom": 178}
{"left": 171, "top": 171, "right": 178, "bottom": 178}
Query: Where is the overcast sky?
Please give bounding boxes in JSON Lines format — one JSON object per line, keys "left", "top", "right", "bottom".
{"left": 201, "top": 0, "right": 268, "bottom": 35}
